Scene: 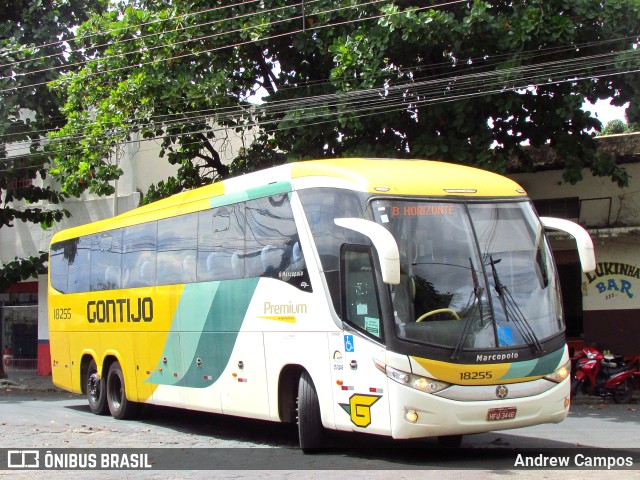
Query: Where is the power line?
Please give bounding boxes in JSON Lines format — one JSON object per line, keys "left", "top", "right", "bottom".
{"left": 0, "top": 0, "right": 264, "bottom": 64}
{"left": 0, "top": 0, "right": 382, "bottom": 82}
{"left": 2, "top": 48, "right": 636, "bottom": 166}
{"left": 0, "top": 0, "right": 329, "bottom": 78}
{"left": 2, "top": 48, "right": 635, "bottom": 158}
{"left": 1, "top": 34, "right": 636, "bottom": 139}
{"left": 11, "top": 47, "right": 638, "bottom": 143}
{"left": 0, "top": 0, "right": 464, "bottom": 93}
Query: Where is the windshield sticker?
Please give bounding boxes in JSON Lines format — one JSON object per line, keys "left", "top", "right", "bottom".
{"left": 364, "top": 317, "right": 380, "bottom": 337}
{"left": 391, "top": 205, "right": 456, "bottom": 217}
{"left": 377, "top": 206, "right": 390, "bottom": 223}
{"left": 498, "top": 326, "right": 513, "bottom": 346}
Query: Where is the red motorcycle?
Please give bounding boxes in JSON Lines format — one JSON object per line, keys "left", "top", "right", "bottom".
{"left": 571, "top": 346, "right": 639, "bottom": 404}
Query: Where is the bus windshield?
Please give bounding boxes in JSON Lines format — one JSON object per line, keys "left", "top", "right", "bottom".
{"left": 372, "top": 200, "right": 562, "bottom": 354}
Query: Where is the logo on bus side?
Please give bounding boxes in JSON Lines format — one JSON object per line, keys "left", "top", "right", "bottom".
{"left": 86, "top": 297, "right": 153, "bottom": 323}
{"left": 339, "top": 394, "right": 381, "bottom": 428}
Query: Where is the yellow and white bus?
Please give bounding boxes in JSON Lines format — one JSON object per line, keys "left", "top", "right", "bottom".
{"left": 48, "top": 158, "right": 595, "bottom": 450}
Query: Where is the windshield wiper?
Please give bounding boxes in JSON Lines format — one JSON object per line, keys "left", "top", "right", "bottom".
{"left": 488, "top": 255, "right": 544, "bottom": 354}
{"left": 451, "top": 259, "right": 486, "bottom": 360}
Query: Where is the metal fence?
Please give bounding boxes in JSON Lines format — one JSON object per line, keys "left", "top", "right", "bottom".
{"left": 3, "top": 358, "right": 37, "bottom": 373}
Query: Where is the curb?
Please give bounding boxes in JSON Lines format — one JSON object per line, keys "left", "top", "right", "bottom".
{"left": 0, "top": 375, "right": 66, "bottom": 393}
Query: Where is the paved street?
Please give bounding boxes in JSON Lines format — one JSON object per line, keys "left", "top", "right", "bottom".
{"left": 1, "top": 374, "right": 639, "bottom": 478}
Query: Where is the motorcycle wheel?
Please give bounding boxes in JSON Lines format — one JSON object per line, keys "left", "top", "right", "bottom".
{"left": 570, "top": 377, "right": 582, "bottom": 399}
{"left": 613, "top": 378, "right": 634, "bottom": 404}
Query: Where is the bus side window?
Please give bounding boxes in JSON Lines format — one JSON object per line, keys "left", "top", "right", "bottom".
{"left": 123, "top": 222, "right": 157, "bottom": 288}
{"left": 342, "top": 247, "right": 383, "bottom": 340}
{"left": 50, "top": 240, "right": 71, "bottom": 293}
{"left": 158, "top": 214, "right": 197, "bottom": 285}
{"left": 90, "top": 230, "right": 123, "bottom": 291}
{"left": 68, "top": 236, "right": 91, "bottom": 293}
{"left": 197, "top": 204, "right": 245, "bottom": 281}
{"left": 243, "top": 194, "right": 311, "bottom": 290}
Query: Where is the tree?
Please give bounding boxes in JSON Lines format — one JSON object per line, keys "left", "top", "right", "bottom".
{"left": 318, "top": 0, "right": 640, "bottom": 185}
{"left": 600, "top": 119, "right": 639, "bottom": 136}
{"left": 47, "top": 0, "right": 640, "bottom": 205}
{"left": 0, "top": 0, "right": 107, "bottom": 377}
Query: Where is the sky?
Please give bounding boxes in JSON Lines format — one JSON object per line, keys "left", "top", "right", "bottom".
{"left": 584, "top": 98, "right": 629, "bottom": 126}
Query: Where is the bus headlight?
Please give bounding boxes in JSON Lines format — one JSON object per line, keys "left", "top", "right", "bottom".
{"left": 544, "top": 359, "right": 571, "bottom": 383}
{"left": 383, "top": 364, "right": 450, "bottom": 393}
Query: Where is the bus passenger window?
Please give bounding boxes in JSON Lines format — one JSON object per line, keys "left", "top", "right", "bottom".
{"left": 156, "top": 253, "right": 183, "bottom": 285}
{"left": 50, "top": 240, "right": 72, "bottom": 293}
{"left": 90, "top": 230, "right": 123, "bottom": 291}
{"left": 122, "top": 222, "right": 157, "bottom": 288}
{"left": 245, "top": 195, "right": 297, "bottom": 277}
{"left": 342, "top": 249, "right": 383, "bottom": 340}
{"left": 158, "top": 214, "right": 197, "bottom": 285}
{"left": 68, "top": 236, "right": 91, "bottom": 293}
{"left": 197, "top": 205, "right": 245, "bottom": 281}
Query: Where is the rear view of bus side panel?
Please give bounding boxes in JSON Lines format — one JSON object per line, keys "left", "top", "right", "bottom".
{"left": 49, "top": 330, "right": 75, "bottom": 392}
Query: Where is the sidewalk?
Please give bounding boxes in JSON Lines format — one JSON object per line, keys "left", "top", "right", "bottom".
{"left": 0, "top": 372, "right": 66, "bottom": 394}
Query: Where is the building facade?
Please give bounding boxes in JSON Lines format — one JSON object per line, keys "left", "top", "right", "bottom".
{"left": 510, "top": 133, "right": 640, "bottom": 357}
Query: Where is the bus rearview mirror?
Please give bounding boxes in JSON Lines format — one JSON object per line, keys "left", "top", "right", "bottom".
{"left": 334, "top": 218, "right": 401, "bottom": 285}
{"left": 540, "top": 217, "right": 596, "bottom": 273}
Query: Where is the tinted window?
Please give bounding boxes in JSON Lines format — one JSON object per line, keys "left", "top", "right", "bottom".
{"left": 90, "top": 230, "right": 123, "bottom": 291}
{"left": 50, "top": 240, "right": 72, "bottom": 293}
{"left": 197, "top": 204, "right": 245, "bottom": 281}
{"left": 343, "top": 248, "right": 383, "bottom": 340}
{"left": 297, "top": 188, "right": 367, "bottom": 272}
{"left": 244, "top": 194, "right": 297, "bottom": 278}
{"left": 122, "top": 222, "right": 157, "bottom": 288}
{"left": 67, "top": 236, "right": 91, "bottom": 293}
{"left": 50, "top": 194, "right": 309, "bottom": 292}
{"left": 158, "top": 214, "right": 198, "bottom": 285}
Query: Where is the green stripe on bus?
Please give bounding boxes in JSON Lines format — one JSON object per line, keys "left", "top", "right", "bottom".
{"left": 526, "top": 347, "right": 565, "bottom": 377}
{"left": 148, "top": 277, "right": 260, "bottom": 388}
{"left": 501, "top": 347, "right": 564, "bottom": 380}
{"left": 208, "top": 181, "right": 292, "bottom": 208}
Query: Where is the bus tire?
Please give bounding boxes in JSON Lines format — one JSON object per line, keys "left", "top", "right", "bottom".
{"left": 86, "top": 358, "right": 108, "bottom": 415}
{"left": 297, "top": 371, "right": 324, "bottom": 452}
{"left": 106, "top": 361, "right": 139, "bottom": 420}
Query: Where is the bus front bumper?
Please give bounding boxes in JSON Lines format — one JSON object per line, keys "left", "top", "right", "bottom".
{"left": 388, "top": 377, "right": 570, "bottom": 440}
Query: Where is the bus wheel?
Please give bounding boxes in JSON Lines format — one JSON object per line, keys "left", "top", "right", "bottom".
{"left": 86, "top": 359, "right": 108, "bottom": 415}
{"left": 106, "top": 361, "right": 139, "bottom": 420}
{"left": 438, "top": 434, "right": 463, "bottom": 448}
{"left": 297, "top": 371, "right": 324, "bottom": 452}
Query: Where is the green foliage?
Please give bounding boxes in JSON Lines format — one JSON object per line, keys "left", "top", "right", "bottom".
{"left": 228, "top": 137, "right": 289, "bottom": 176}
{"left": 0, "top": 252, "right": 48, "bottom": 293}
{"left": 47, "top": 0, "right": 640, "bottom": 205}
{"left": 1, "top": 0, "right": 105, "bottom": 287}
{"left": 599, "top": 119, "right": 639, "bottom": 136}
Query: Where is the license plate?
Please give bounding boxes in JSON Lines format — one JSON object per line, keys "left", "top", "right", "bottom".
{"left": 487, "top": 407, "right": 517, "bottom": 421}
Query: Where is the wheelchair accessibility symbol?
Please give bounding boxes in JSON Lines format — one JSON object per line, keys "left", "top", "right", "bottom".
{"left": 344, "top": 335, "right": 354, "bottom": 353}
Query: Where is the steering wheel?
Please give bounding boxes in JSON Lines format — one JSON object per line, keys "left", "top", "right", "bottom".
{"left": 416, "top": 308, "right": 460, "bottom": 323}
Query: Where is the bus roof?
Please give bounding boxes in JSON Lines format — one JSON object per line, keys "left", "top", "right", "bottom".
{"left": 290, "top": 158, "right": 525, "bottom": 196}
{"left": 50, "top": 158, "right": 526, "bottom": 243}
